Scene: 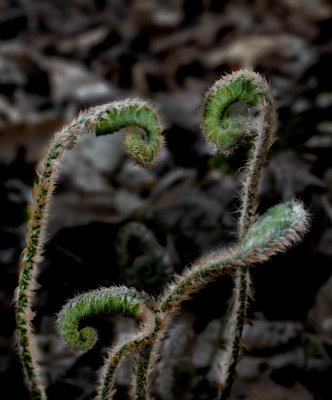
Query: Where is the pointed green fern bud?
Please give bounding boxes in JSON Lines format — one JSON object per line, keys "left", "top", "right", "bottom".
{"left": 241, "top": 201, "right": 309, "bottom": 256}
{"left": 202, "top": 69, "right": 275, "bottom": 158}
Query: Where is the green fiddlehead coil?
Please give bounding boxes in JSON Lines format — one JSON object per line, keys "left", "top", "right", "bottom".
{"left": 15, "top": 100, "right": 164, "bottom": 400}
{"left": 202, "top": 69, "right": 276, "bottom": 235}
{"left": 57, "top": 287, "right": 159, "bottom": 400}
{"left": 202, "top": 70, "right": 276, "bottom": 398}
{"left": 57, "top": 287, "right": 154, "bottom": 351}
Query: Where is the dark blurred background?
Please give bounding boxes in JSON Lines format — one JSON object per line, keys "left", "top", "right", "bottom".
{"left": 1, "top": 0, "right": 332, "bottom": 399}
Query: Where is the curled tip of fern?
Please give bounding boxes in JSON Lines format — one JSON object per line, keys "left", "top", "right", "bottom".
{"left": 91, "top": 100, "right": 164, "bottom": 167}
{"left": 77, "top": 327, "right": 98, "bottom": 351}
{"left": 57, "top": 287, "right": 148, "bottom": 352}
{"left": 241, "top": 201, "right": 310, "bottom": 255}
{"left": 123, "top": 126, "right": 164, "bottom": 168}
{"left": 201, "top": 69, "right": 274, "bottom": 155}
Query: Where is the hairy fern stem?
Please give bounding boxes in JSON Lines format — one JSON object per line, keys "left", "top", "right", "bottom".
{"left": 15, "top": 100, "right": 164, "bottom": 400}
{"left": 202, "top": 70, "right": 277, "bottom": 397}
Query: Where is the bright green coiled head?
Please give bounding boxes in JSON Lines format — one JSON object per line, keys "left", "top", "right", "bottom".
{"left": 57, "top": 287, "right": 152, "bottom": 351}
{"left": 202, "top": 70, "right": 274, "bottom": 155}
{"left": 94, "top": 100, "right": 164, "bottom": 167}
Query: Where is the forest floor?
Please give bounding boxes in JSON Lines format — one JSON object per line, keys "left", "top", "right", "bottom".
{"left": 0, "top": 1, "right": 332, "bottom": 399}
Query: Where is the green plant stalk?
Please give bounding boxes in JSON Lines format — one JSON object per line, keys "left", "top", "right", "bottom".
{"left": 202, "top": 70, "right": 276, "bottom": 398}
{"left": 15, "top": 100, "right": 164, "bottom": 400}
{"left": 134, "top": 342, "right": 154, "bottom": 400}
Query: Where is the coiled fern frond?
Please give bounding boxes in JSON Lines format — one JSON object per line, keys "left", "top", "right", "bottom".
{"left": 15, "top": 100, "right": 164, "bottom": 400}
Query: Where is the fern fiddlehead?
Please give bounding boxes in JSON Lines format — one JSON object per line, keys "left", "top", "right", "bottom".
{"left": 16, "top": 71, "right": 309, "bottom": 400}
{"left": 58, "top": 286, "right": 159, "bottom": 400}
{"left": 57, "top": 287, "right": 155, "bottom": 352}
{"left": 15, "top": 100, "right": 164, "bottom": 400}
{"left": 202, "top": 69, "right": 276, "bottom": 235}
{"left": 202, "top": 70, "right": 279, "bottom": 398}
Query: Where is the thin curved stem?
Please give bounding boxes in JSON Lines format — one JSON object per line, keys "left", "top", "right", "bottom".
{"left": 16, "top": 100, "right": 164, "bottom": 400}
{"left": 202, "top": 70, "right": 276, "bottom": 397}
{"left": 221, "top": 72, "right": 276, "bottom": 398}
{"left": 98, "top": 330, "right": 158, "bottom": 400}
{"left": 134, "top": 342, "right": 154, "bottom": 400}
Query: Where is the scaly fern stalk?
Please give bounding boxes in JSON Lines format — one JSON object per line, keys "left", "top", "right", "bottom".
{"left": 133, "top": 342, "right": 155, "bottom": 400}
{"left": 202, "top": 70, "right": 276, "bottom": 398}
{"left": 15, "top": 100, "right": 164, "bottom": 400}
